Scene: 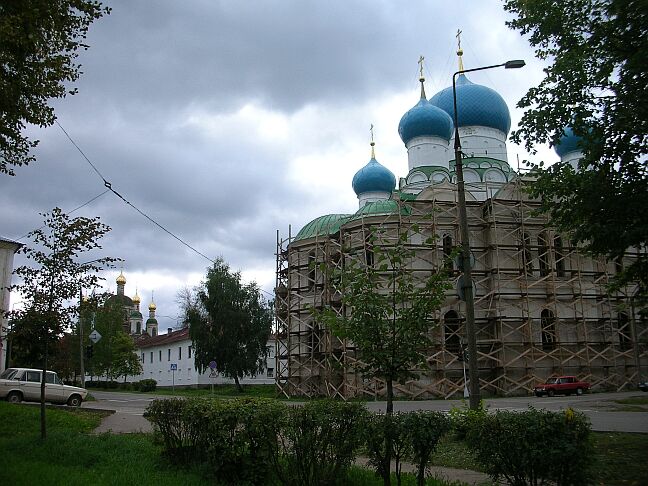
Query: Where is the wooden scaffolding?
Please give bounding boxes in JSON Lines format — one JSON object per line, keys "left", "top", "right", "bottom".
{"left": 275, "top": 177, "right": 647, "bottom": 399}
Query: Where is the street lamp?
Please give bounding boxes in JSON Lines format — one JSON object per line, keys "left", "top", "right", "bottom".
{"left": 452, "top": 59, "right": 525, "bottom": 410}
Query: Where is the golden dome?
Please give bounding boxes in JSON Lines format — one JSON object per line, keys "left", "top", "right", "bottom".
{"left": 133, "top": 292, "right": 141, "bottom": 304}
{"left": 148, "top": 301, "right": 157, "bottom": 311}
{"left": 116, "top": 272, "right": 126, "bottom": 285}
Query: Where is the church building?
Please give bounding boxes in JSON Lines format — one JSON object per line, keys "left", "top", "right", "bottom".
{"left": 274, "top": 48, "right": 646, "bottom": 399}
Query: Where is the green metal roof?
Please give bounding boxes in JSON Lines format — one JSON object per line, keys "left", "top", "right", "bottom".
{"left": 294, "top": 213, "right": 351, "bottom": 241}
{"left": 350, "top": 199, "right": 411, "bottom": 220}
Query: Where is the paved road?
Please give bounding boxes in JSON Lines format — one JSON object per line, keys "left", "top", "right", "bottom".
{"left": 84, "top": 390, "right": 648, "bottom": 434}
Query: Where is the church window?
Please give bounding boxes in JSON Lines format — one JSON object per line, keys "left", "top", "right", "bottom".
{"left": 444, "top": 310, "right": 461, "bottom": 354}
{"left": 188, "top": 346, "right": 192, "bottom": 358}
{"left": 141, "top": 353, "right": 144, "bottom": 363}
{"left": 308, "top": 251, "right": 316, "bottom": 290}
{"left": 178, "top": 346, "right": 182, "bottom": 360}
{"left": 617, "top": 312, "right": 632, "bottom": 350}
{"left": 159, "top": 350, "right": 162, "bottom": 362}
{"left": 150, "top": 352, "right": 153, "bottom": 364}
{"left": 365, "top": 232, "right": 374, "bottom": 267}
{"left": 554, "top": 236, "right": 565, "bottom": 277}
{"left": 167, "top": 349, "right": 171, "bottom": 361}
{"left": 615, "top": 255, "right": 624, "bottom": 274}
{"left": 522, "top": 232, "right": 533, "bottom": 275}
{"left": 538, "top": 233, "right": 549, "bottom": 277}
{"left": 136, "top": 322, "right": 141, "bottom": 334}
{"left": 152, "top": 328, "right": 157, "bottom": 337}
{"left": 442, "top": 234, "right": 453, "bottom": 270}
{"left": 541, "top": 309, "right": 556, "bottom": 351}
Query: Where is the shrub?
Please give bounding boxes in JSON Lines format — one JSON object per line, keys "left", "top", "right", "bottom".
{"left": 363, "top": 413, "right": 411, "bottom": 486}
{"left": 145, "top": 397, "right": 289, "bottom": 485}
{"left": 144, "top": 398, "right": 201, "bottom": 463}
{"left": 448, "top": 399, "right": 487, "bottom": 439}
{"left": 466, "top": 407, "right": 592, "bottom": 485}
{"left": 404, "top": 411, "right": 452, "bottom": 486}
{"left": 138, "top": 379, "right": 157, "bottom": 392}
{"left": 276, "top": 399, "right": 369, "bottom": 486}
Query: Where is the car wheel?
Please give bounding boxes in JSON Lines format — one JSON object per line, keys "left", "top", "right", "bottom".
{"left": 576, "top": 388, "right": 583, "bottom": 396}
{"left": 7, "top": 391, "right": 22, "bottom": 404}
{"left": 535, "top": 392, "right": 543, "bottom": 397}
{"left": 67, "top": 394, "right": 82, "bottom": 407}
{"left": 548, "top": 389, "right": 555, "bottom": 397}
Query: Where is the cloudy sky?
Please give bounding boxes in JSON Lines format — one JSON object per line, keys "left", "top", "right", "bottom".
{"left": 1, "top": 0, "right": 555, "bottom": 331}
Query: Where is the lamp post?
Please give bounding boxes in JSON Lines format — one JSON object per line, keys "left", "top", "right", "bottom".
{"left": 452, "top": 59, "right": 525, "bottom": 410}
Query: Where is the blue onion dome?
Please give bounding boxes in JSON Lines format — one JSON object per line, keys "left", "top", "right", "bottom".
{"left": 554, "top": 127, "right": 584, "bottom": 157}
{"left": 352, "top": 157, "right": 396, "bottom": 195}
{"left": 398, "top": 98, "right": 454, "bottom": 145}
{"left": 429, "top": 74, "right": 511, "bottom": 135}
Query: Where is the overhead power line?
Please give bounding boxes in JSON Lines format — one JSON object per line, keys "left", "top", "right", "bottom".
{"left": 55, "top": 121, "right": 275, "bottom": 299}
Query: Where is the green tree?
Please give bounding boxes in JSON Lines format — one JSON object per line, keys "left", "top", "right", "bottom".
{"left": 9, "top": 207, "right": 114, "bottom": 439}
{"left": 183, "top": 258, "right": 273, "bottom": 392}
{"left": 504, "top": 0, "right": 648, "bottom": 306}
{"left": 111, "top": 332, "right": 143, "bottom": 383}
{"left": 0, "top": 0, "right": 110, "bottom": 175}
{"left": 315, "top": 224, "right": 451, "bottom": 485}
{"left": 88, "top": 297, "right": 132, "bottom": 381}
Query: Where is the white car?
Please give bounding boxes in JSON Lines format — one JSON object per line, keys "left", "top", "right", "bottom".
{"left": 0, "top": 368, "right": 88, "bottom": 406}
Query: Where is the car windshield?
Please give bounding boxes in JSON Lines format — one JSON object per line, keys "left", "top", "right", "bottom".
{"left": 0, "top": 369, "right": 17, "bottom": 380}
{"left": 546, "top": 378, "right": 559, "bottom": 384}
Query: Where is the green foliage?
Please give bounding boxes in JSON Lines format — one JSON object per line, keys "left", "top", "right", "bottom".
{"left": 145, "top": 397, "right": 288, "bottom": 484}
{"left": 0, "top": 0, "right": 110, "bottom": 175}
{"left": 466, "top": 407, "right": 592, "bottom": 486}
{"left": 184, "top": 258, "right": 273, "bottom": 391}
{"left": 277, "top": 400, "right": 369, "bottom": 486}
{"left": 504, "top": 0, "right": 648, "bottom": 308}
{"left": 363, "top": 413, "right": 411, "bottom": 486}
{"left": 448, "top": 400, "right": 488, "bottom": 440}
{"left": 316, "top": 224, "right": 451, "bottom": 409}
{"left": 137, "top": 379, "right": 157, "bottom": 392}
{"left": 404, "top": 412, "right": 452, "bottom": 486}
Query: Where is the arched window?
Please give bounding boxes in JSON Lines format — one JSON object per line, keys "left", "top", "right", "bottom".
{"left": 541, "top": 309, "right": 556, "bottom": 351}
{"left": 538, "top": 233, "right": 549, "bottom": 277}
{"left": 554, "top": 236, "right": 565, "bottom": 277}
{"left": 136, "top": 321, "right": 141, "bottom": 334}
{"left": 444, "top": 310, "right": 461, "bottom": 354}
{"left": 151, "top": 327, "right": 157, "bottom": 337}
{"left": 617, "top": 312, "right": 632, "bottom": 350}
{"left": 442, "top": 234, "right": 453, "bottom": 270}
{"left": 522, "top": 232, "right": 533, "bottom": 275}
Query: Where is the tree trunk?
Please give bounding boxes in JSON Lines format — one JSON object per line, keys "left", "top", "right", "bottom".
{"left": 383, "top": 377, "right": 394, "bottom": 486}
{"left": 41, "top": 337, "right": 47, "bottom": 440}
{"left": 234, "top": 374, "right": 243, "bottom": 393}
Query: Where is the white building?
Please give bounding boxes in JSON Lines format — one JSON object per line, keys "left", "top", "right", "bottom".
{"left": 0, "top": 237, "right": 22, "bottom": 374}
{"left": 134, "top": 327, "right": 277, "bottom": 387}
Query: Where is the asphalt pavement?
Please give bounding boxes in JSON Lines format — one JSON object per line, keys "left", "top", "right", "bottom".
{"left": 84, "top": 390, "right": 648, "bottom": 434}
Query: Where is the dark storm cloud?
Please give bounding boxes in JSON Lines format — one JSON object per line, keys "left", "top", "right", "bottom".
{"left": 1, "top": 0, "right": 543, "bottom": 320}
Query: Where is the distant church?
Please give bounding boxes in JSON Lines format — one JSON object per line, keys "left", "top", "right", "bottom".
{"left": 105, "top": 271, "right": 159, "bottom": 337}
{"left": 275, "top": 46, "right": 646, "bottom": 398}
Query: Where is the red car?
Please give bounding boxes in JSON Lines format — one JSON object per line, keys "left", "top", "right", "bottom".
{"left": 533, "top": 376, "right": 590, "bottom": 397}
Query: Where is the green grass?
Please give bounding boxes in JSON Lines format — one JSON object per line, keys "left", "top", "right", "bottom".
{"left": 590, "top": 432, "right": 648, "bottom": 485}
{"left": 614, "top": 396, "right": 648, "bottom": 406}
{"left": 0, "top": 402, "right": 204, "bottom": 486}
